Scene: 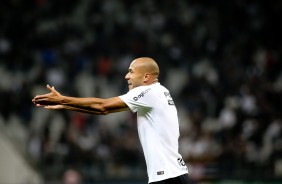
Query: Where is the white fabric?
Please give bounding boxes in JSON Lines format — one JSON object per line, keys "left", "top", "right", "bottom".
{"left": 119, "top": 83, "right": 188, "bottom": 183}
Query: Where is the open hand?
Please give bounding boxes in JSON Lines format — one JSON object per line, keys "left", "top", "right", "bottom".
{"left": 32, "top": 85, "right": 63, "bottom": 106}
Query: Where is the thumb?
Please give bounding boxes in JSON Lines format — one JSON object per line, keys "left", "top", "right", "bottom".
{"left": 47, "top": 85, "right": 61, "bottom": 95}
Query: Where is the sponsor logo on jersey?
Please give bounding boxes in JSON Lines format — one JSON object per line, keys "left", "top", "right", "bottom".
{"left": 157, "top": 171, "right": 164, "bottom": 175}
{"left": 133, "top": 88, "right": 151, "bottom": 101}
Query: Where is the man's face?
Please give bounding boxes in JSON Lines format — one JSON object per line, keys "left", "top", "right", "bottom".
{"left": 125, "top": 61, "right": 144, "bottom": 90}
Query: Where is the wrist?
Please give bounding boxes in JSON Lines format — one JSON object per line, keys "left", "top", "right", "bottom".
{"left": 60, "top": 95, "right": 69, "bottom": 105}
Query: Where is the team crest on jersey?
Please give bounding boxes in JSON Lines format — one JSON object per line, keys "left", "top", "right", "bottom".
{"left": 177, "top": 158, "right": 186, "bottom": 166}
{"left": 164, "top": 92, "right": 175, "bottom": 105}
{"left": 133, "top": 88, "right": 151, "bottom": 101}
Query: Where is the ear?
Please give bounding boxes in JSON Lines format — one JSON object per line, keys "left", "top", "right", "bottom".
{"left": 144, "top": 73, "right": 150, "bottom": 82}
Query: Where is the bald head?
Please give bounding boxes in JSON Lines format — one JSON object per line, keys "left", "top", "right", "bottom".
{"left": 125, "top": 57, "right": 160, "bottom": 90}
{"left": 131, "top": 57, "right": 160, "bottom": 79}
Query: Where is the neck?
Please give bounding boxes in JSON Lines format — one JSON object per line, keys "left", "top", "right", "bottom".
{"left": 152, "top": 79, "right": 158, "bottom": 83}
{"left": 147, "top": 79, "right": 158, "bottom": 85}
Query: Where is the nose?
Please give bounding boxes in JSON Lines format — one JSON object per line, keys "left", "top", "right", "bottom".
{"left": 125, "top": 73, "right": 130, "bottom": 80}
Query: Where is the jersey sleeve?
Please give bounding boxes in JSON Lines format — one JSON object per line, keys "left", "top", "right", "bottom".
{"left": 119, "top": 86, "right": 153, "bottom": 113}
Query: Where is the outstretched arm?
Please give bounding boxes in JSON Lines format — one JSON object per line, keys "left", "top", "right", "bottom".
{"left": 32, "top": 85, "right": 129, "bottom": 115}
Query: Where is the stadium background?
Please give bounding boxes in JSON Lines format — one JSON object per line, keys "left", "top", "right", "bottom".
{"left": 0, "top": 0, "right": 281, "bottom": 184}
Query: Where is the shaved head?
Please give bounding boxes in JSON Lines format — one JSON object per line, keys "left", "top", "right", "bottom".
{"left": 131, "top": 57, "right": 160, "bottom": 79}
{"left": 125, "top": 57, "right": 160, "bottom": 90}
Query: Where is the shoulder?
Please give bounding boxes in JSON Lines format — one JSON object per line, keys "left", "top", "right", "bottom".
{"left": 128, "top": 85, "right": 153, "bottom": 95}
{"left": 121, "top": 84, "right": 157, "bottom": 102}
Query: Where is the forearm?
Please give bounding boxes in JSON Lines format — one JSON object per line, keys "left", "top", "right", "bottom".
{"left": 60, "top": 96, "right": 107, "bottom": 114}
{"left": 56, "top": 105, "right": 106, "bottom": 115}
{"left": 59, "top": 96, "right": 129, "bottom": 115}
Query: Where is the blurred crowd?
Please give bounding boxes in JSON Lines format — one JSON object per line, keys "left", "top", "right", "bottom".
{"left": 0, "top": 0, "right": 282, "bottom": 183}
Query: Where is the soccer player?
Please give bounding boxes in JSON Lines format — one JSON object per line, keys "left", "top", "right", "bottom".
{"left": 32, "top": 57, "right": 189, "bottom": 184}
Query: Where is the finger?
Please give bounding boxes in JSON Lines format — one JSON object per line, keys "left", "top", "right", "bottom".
{"left": 46, "top": 84, "right": 57, "bottom": 93}
{"left": 33, "top": 95, "right": 44, "bottom": 99}
{"left": 52, "top": 87, "right": 61, "bottom": 96}
{"left": 32, "top": 99, "right": 38, "bottom": 104}
{"left": 45, "top": 105, "right": 63, "bottom": 109}
{"left": 34, "top": 94, "right": 46, "bottom": 99}
{"left": 47, "top": 85, "right": 61, "bottom": 96}
{"left": 47, "top": 84, "right": 53, "bottom": 92}
{"left": 33, "top": 94, "right": 50, "bottom": 99}
{"left": 33, "top": 99, "right": 58, "bottom": 106}
{"left": 45, "top": 105, "right": 54, "bottom": 109}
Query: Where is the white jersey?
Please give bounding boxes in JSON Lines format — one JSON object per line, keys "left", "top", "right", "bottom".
{"left": 119, "top": 82, "right": 188, "bottom": 183}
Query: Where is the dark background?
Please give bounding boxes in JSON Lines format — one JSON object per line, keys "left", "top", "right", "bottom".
{"left": 0, "top": 0, "right": 282, "bottom": 183}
